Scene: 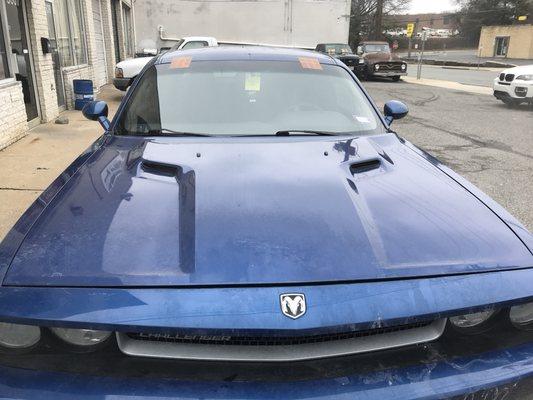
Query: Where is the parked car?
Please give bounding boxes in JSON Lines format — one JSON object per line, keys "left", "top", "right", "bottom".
{"left": 315, "top": 43, "right": 364, "bottom": 75}
{"left": 0, "top": 46, "right": 532, "bottom": 399}
{"left": 356, "top": 41, "right": 407, "bottom": 81}
{"left": 113, "top": 36, "right": 218, "bottom": 91}
{"left": 493, "top": 65, "right": 533, "bottom": 107}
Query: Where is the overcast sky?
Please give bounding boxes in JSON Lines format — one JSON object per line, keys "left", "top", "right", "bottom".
{"left": 408, "top": 0, "right": 459, "bottom": 13}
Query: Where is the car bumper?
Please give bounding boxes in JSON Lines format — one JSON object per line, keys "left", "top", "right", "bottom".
{"left": 372, "top": 71, "right": 407, "bottom": 77}
{"left": 1, "top": 341, "right": 533, "bottom": 399}
{"left": 493, "top": 79, "right": 533, "bottom": 101}
{"left": 113, "top": 77, "right": 132, "bottom": 91}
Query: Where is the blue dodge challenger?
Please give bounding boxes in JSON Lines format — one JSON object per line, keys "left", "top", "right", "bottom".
{"left": 0, "top": 46, "right": 532, "bottom": 399}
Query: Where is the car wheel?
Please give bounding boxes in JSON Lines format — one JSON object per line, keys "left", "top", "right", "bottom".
{"left": 392, "top": 76, "right": 401, "bottom": 82}
{"left": 501, "top": 98, "right": 517, "bottom": 107}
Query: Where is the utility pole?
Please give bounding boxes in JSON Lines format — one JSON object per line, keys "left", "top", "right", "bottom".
{"left": 374, "top": 0, "right": 384, "bottom": 40}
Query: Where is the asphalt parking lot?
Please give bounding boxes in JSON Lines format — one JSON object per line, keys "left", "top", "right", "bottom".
{"left": 365, "top": 79, "right": 533, "bottom": 230}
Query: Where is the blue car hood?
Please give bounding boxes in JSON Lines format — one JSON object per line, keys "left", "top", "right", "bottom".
{"left": 3, "top": 134, "right": 531, "bottom": 287}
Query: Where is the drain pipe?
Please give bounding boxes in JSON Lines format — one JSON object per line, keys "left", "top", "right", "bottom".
{"left": 158, "top": 25, "right": 181, "bottom": 42}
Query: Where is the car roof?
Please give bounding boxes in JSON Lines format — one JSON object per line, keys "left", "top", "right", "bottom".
{"left": 158, "top": 45, "right": 336, "bottom": 64}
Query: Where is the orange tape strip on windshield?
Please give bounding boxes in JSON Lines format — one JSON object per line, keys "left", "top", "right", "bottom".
{"left": 170, "top": 56, "right": 192, "bottom": 69}
{"left": 298, "top": 57, "right": 322, "bottom": 70}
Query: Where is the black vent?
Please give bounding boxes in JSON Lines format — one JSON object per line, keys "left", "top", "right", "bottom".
{"left": 350, "top": 159, "right": 381, "bottom": 174}
{"left": 505, "top": 74, "right": 515, "bottom": 82}
{"left": 499, "top": 73, "right": 505, "bottom": 81}
{"left": 127, "top": 321, "right": 432, "bottom": 347}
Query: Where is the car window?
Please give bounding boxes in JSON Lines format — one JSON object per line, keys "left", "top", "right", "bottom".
{"left": 364, "top": 44, "right": 390, "bottom": 53}
{"left": 324, "top": 44, "right": 353, "bottom": 55}
{"left": 116, "top": 60, "right": 384, "bottom": 137}
{"left": 181, "top": 41, "right": 209, "bottom": 50}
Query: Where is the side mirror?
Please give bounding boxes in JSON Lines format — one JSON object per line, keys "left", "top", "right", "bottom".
{"left": 383, "top": 100, "right": 409, "bottom": 125}
{"left": 357, "top": 46, "right": 363, "bottom": 55}
{"left": 82, "top": 101, "right": 110, "bottom": 131}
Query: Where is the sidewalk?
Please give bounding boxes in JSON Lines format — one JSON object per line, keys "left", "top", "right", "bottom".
{"left": 0, "top": 85, "right": 123, "bottom": 240}
{"left": 403, "top": 76, "right": 493, "bottom": 95}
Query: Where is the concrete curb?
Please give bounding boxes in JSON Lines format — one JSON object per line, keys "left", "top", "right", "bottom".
{"left": 405, "top": 58, "right": 516, "bottom": 69}
{"left": 403, "top": 76, "right": 493, "bottom": 96}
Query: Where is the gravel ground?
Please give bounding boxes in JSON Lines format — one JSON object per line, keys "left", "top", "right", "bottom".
{"left": 365, "top": 80, "right": 533, "bottom": 231}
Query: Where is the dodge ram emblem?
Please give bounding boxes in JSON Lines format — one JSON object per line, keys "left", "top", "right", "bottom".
{"left": 280, "top": 293, "right": 307, "bottom": 319}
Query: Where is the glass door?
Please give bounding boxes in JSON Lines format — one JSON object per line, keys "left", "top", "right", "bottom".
{"left": 45, "top": 1, "right": 66, "bottom": 108}
{"left": 494, "top": 37, "right": 510, "bottom": 57}
{"left": 6, "top": 0, "right": 39, "bottom": 122}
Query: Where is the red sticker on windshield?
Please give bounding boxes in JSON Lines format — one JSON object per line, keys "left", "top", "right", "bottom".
{"left": 299, "top": 57, "right": 322, "bottom": 70}
{"left": 170, "top": 56, "right": 192, "bottom": 69}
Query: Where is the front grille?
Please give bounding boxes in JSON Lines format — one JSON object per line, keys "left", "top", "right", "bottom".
{"left": 505, "top": 74, "right": 515, "bottom": 82}
{"left": 500, "top": 73, "right": 505, "bottom": 81}
{"left": 377, "top": 63, "right": 403, "bottom": 71}
{"left": 117, "top": 319, "right": 447, "bottom": 362}
{"left": 127, "top": 320, "right": 432, "bottom": 347}
{"left": 340, "top": 58, "right": 357, "bottom": 66}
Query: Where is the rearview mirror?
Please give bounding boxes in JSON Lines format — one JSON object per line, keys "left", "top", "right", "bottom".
{"left": 383, "top": 100, "right": 409, "bottom": 125}
{"left": 82, "top": 101, "right": 110, "bottom": 131}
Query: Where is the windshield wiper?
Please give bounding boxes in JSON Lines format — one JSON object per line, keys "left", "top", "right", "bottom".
{"left": 148, "top": 129, "right": 211, "bottom": 137}
{"left": 274, "top": 130, "right": 340, "bottom": 136}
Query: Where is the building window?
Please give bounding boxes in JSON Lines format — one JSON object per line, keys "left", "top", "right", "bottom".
{"left": 54, "top": 0, "right": 87, "bottom": 66}
{"left": 0, "top": 14, "right": 9, "bottom": 79}
{"left": 122, "top": 4, "right": 133, "bottom": 57}
{"left": 443, "top": 16, "right": 450, "bottom": 26}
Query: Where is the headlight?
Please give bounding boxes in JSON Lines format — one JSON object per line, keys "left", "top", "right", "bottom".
{"left": 510, "top": 302, "right": 533, "bottom": 329}
{"left": 115, "top": 67, "right": 124, "bottom": 78}
{"left": 450, "top": 309, "right": 496, "bottom": 330}
{"left": 358, "top": 58, "right": 365, "bottom": 64}
{"left": 375, "top": 64, "right": 380, "bottom": 71}
{"left": 401, "top": 64, "right": 407, "bottom": 70}
{"left": 0, "top": 322, "right": 41, "bottom": 349}
{"left": 516, "top": 74, "right": 533, "bottom": 81}
{"left": 51, "top": 327, "right": 111, "bottom": 347}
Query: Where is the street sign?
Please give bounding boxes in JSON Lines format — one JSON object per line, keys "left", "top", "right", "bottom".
{"left": 421, "top": 30, "right": 428, "bottom": 42}
{"left": 392, "top": 40, "right": 399, "bottom": 50}
{"left": 518, "top": 15, "right": 528, "bottom": 21}
{"left": 406, "top": 23, "right": 415, "bottom": 38}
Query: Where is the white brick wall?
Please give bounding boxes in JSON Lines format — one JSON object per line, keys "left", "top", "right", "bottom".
{"left": 0, "top": 81, "right": 29, "bottom": 151}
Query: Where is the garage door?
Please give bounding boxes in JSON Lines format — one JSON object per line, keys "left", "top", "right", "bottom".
{"left": 92, "top": 0, "right": 108, "bottom": 89}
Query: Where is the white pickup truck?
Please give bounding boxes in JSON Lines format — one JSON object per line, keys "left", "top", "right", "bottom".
{"left": 113, "top": 36, "right": 218, "bottom": 91}
{"left": 493, "top": 65, "right": 533, "bottom": 107}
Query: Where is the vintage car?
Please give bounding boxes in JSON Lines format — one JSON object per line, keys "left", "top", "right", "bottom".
{"left": 315, "top": 43, "right": 364, "bottom": 75}
{"left": 356, "top": 41, "right": 408, "bottom": 81}
{"left": 0, "top": 46, "right": 532, "bottom": 399}
{"left": 493, "top": 65, "right": 533, "bottom": 107}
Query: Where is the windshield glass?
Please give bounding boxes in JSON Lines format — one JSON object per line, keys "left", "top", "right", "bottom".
{"left": 324, "top": 44, "right": 353, "bottom": 55}
{"left": 364, "top": 44, "right": 390, "bottom": 53}
{"left": 116, "top": 60, "right": 383, "bottom": 137}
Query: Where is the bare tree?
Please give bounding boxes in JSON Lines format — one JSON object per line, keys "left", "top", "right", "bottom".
{"left": 349, "top": 0, "right": 411, "bottom": 47}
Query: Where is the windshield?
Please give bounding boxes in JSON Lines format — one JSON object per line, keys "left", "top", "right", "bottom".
{"left": 116, "top": 60, "right": 383, "bottom": 137}
{"left": 364, "top": 44, "right": 390, "bottom": 53}
{"left": 324, "top": 44, "right": 353, "bottom": 55}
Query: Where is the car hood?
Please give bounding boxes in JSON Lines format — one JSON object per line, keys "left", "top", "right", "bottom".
{"left": 4, "top": 134, "right": 531, "bottom": 287}
{"left": 501, "top": 65, "right": 533, "bottom": 75}
{"left": 364, "top": 52, "right": 403, "bottom": 63}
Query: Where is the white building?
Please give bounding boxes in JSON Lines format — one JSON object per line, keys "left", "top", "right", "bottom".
{"left": 134, "top": 0, "right": 351, "bottom": 52}
{"left": 0, "top": 0, "right": 135, "bottom": 150}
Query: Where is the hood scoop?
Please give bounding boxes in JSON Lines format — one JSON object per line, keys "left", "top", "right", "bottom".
{"left": 350, "top": 159, "right": 381, "bottom": 175}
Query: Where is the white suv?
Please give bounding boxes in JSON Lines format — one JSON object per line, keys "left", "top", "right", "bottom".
{"left": 493, "top": 65, "right": 533, "bottom": 107}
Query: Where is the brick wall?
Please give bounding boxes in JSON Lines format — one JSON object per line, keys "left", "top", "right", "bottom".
{"left": 62, "top": 65, "right": 94, "bottom": 109}
{"left": 0, "top": 81, "right": 29, "bottom": 151}
{"left": 479, "top": 25, "right": 533, "bottom": 59}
